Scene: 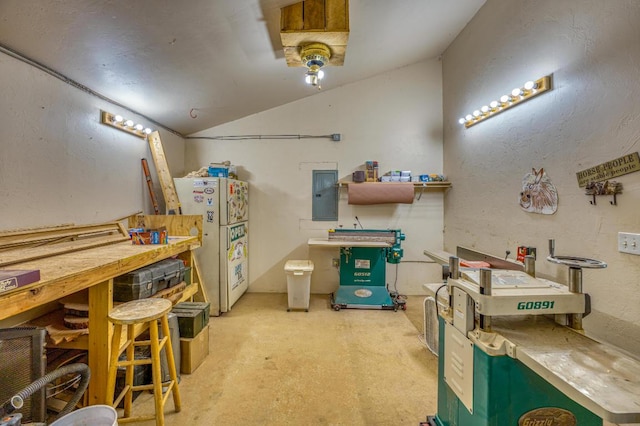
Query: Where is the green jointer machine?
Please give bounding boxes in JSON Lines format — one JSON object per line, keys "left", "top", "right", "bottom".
{"left": 423, "top": 241, "right": 640, "bottom": 426}
{"left": 328, "top": 228, "right": 406, "bottom": 311}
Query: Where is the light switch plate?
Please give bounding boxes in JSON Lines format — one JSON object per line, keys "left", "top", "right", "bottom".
{"left": 618, "top": 232, "right": 640, "bottom": 255}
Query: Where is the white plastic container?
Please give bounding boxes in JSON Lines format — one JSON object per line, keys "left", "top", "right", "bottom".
{"left": 50, "top": 405, "right": 118, "bottom": 426}
{"left": 284, "top": 260, "right": 314, "bottom": 312}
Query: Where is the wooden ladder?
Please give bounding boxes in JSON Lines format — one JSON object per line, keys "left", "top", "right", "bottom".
{"left": 147, "top": 131, "right": 182, "bottom": 214}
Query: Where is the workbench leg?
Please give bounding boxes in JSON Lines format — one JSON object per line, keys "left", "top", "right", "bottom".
{"left": 182, "top": 251, "right": 208, "bottom": 303}
{"left": 88, "top": 279, "right": 113, "bottom": 405}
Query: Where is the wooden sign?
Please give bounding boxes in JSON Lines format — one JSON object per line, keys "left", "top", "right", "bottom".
{"left": 576, "top": 152, "right": 640, "bottom": 187}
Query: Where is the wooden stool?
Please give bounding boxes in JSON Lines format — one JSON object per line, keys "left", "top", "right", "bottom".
{"left": 105, "top": 298, "right": 181, "bottom": 426}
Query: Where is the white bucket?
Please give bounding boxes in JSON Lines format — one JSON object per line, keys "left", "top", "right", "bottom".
{"left": 49, "top": 405, "right": 118, "bottom": 426}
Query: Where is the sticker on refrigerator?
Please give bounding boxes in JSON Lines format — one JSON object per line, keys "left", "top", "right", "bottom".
{"left": 232, "top": 263, "right": 244, "bottom": 290}
{"left": 193, "top": 179, "right": 205, "bottom": 187}
{"left": 229, "top": 224, "right": 246, "bottom": 242}
{"left": 194, "top": 195, "right": 204, "bottom": 203}
{"left": 204, "top": 187, "right": 215, "bottom": 194}
{"left": 207, "top": 198, "right": 213, "bottom": 206}
{"left": 229, "top": 242, "right": 245, "bottom": 261}
{"left": 207, "top": 211, "right": 214, "bottom": 222}
{"left": 227, "top": 181, "right": 248, "bottom": 222}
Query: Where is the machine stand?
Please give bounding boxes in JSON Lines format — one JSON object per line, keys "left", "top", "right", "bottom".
{"left": 330, "top": 286, "right": 405, "bottom": 311}
{"left": 421, "top": 416, "right": 438, "bottom": 426}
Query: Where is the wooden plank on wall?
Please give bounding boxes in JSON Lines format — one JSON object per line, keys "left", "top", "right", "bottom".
{"left": 304, "top": 0, "right": 325, "bottom": 30}
{"left": 281, "top": 2, "right": 304, "bottom": 31}
{"left": 326, "top": 0, "right": 348, "bottom": 30}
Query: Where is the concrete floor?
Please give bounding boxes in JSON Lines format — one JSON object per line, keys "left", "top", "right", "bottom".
{"left": 128, "top": 293, "right": 439, "bottom": 425}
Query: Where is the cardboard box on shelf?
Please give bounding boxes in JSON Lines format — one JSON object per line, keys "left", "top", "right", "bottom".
{"left": 180, "top": 323, "right": 209, "bottom": 374}
{"left": 130, "top": 227, "right": 168, "bottom": 245}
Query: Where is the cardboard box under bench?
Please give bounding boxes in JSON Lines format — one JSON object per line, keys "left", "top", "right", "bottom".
{"left": 180, "top": 323, "right": 209, "bottom": 374}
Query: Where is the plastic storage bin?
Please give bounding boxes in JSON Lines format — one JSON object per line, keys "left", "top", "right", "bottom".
{"left": 49, "top": 405, "right": 117, "bottom": 426}
{"left": 284, "top": 260, "right": 314, "bottom": 312}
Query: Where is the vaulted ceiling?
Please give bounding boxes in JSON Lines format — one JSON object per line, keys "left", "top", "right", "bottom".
{"left": 0, "top": 0, "right": 485, "bottom": 136}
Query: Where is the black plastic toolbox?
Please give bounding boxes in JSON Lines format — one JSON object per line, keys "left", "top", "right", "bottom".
{"left": 155, "top": 259, "right": 185, "bottom": 288}
{"left": 113, "top": 268, "right": 155, "bottom": 302}
{"left": 115, "top": 346, "right": 151, "bottom": 407}
{"left": 113, "top": 259, "right": 185, "bottom": 301}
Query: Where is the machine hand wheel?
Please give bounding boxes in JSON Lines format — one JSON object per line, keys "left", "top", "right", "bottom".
{"left": 547, "top": 239, "right": 607, "bottom": 269}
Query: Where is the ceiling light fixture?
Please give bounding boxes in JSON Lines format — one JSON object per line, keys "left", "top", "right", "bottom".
{"left": 100, "top": 110, "right": 152, "bottom": 138}
{"left": 300, "top": 42, "right": 331, "bottom": 89}
{"left": 458, "top": 75, "right": 552, "bottom": 128}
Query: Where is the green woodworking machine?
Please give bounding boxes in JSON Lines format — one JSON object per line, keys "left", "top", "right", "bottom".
{"left": 327, "top": 228, "right": 405, "bottom": 311}
{"left": 423, "top": 241, "right": 640, "bottom": 426}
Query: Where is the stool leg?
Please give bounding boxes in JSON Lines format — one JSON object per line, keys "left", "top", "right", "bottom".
{"left": 149, "top": 318, "right": 165, "bottom": 426}
{"left": 161, "top": 315, "right": 182, "bottom": 412}
{"left": 105, "top": 324, "right": 123, "bottom": 406}
{"left": 123, "top": 324, "right": 135, "bottom": 418}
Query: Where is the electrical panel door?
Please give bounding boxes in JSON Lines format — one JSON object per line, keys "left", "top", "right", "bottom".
{"left": 312, "top": 170, "right": 338, "bottom": 221}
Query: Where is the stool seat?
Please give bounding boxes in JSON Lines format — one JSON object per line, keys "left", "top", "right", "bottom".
{"left": 109, "top": 298, "right": 172, "bottom": 324}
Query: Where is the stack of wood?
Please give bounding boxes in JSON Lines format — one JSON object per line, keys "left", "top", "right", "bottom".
{"left": 63, "top": 302, "right": 89, "bottom": 330}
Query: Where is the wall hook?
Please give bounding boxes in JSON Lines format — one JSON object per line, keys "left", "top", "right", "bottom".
{"left": 585, "top": 180, "right": 622, "bottom": 206}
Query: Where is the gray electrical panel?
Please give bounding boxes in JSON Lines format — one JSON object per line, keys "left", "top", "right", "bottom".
{"left": 312, "top": 170, "right": 338, "bottom": 221}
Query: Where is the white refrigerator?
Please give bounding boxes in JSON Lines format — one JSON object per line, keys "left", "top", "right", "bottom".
{"left": 174, "top": 177, "right": 249, "bottom": 315}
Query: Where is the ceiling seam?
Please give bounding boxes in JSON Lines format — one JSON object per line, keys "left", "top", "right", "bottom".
{"left": 0, "top": 42, "right": 183, "bottom": 138}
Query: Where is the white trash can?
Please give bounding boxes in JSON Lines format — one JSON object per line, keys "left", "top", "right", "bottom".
{"left": 49, "top": 405, "right": 118, "bottom": 426}
{"left": 284, "top": 260, "right": 314, "bottom": 312}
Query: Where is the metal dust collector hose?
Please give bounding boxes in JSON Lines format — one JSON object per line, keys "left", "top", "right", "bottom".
{"left": 0, "top": 363, "right": 90, "bottom": 423}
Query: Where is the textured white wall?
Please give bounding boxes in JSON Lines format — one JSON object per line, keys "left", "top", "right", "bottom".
{"left": 0, "top": 53, "right": 185, "bottom": 228}
{"left": 186, "top": 59, "right": 445, "bottom": 295}
{"left": 442, "top": 0, "right": 640, "bottom": 354}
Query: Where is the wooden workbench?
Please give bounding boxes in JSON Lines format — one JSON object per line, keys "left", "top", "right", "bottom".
{"left": 0, "top": 234, "right": 201, "bottom": 406}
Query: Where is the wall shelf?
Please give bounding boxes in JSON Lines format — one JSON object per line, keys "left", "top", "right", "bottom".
{"left": 337, "top": 181, "right": 452, "bottom": 191}
{"left": 337, "top": 181, "right": 451, "bottom": 202}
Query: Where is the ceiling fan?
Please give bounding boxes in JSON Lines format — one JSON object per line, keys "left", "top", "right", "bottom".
{"left": 279, "top": 0, "right": 349, "bottom": 88}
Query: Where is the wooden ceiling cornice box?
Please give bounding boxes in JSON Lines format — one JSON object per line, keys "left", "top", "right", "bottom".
{"left": 280, "top": 0, "right": 349, "bottom": 67}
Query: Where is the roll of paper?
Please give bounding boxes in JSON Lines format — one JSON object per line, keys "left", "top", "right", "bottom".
{"left": 347, "top": 182, "right": 414, "bottom": 205}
